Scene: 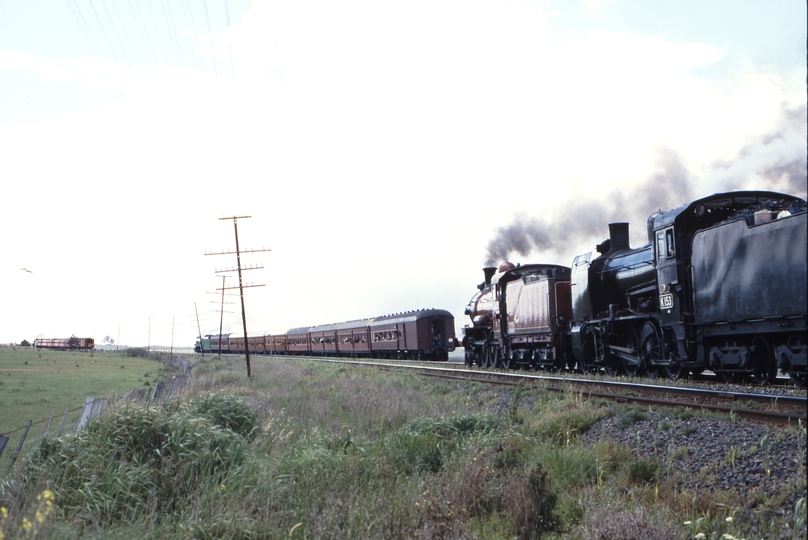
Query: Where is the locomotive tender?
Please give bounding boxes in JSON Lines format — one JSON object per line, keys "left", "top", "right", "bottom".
{"left": 463, "top": 191, "right": 807, "bottom": 386}
{"left": 463, "top": 263, "right": 573, "bottom": 371}
{"left": 196, "top": 308, "right": 456, "bottom": 361}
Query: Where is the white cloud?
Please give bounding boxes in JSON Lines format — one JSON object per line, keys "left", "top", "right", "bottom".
{"left": 0, "top": 0, "right": 804, "bottom": 345}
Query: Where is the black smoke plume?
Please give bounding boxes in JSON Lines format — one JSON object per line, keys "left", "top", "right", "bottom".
{"left": 484, "top": 148, "right": 695, "bottom": 266}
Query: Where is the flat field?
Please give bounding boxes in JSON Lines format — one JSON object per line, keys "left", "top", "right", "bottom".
{"left": 0, "top": 346, "right": 163, "bottom": 434}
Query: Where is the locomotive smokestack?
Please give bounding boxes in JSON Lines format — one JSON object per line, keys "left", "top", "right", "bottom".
{"left": 483, "top": 267, "right": 497, "bottom": 285}
{"left": 608, "top": 222, "right": 630, "bottom": 253}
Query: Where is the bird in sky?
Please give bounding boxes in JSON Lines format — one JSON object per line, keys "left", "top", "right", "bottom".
{"left": 21, "top": 268, "right": 33, "bottom": 273}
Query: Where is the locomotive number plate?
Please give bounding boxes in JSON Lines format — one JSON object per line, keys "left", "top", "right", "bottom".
{"left": 659, "top": 293, "right": 674, "bottom": 309}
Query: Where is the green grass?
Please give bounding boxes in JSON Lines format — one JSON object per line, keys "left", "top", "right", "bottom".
{"left": 0, "top": 354, "right": 804, "bottom": 540}
{"left": 0, "top": 347, "right": 165, "bottom": 434}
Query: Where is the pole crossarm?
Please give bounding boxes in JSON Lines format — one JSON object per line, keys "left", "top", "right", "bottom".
{"left": 206, "top": 248, "right": 271, "bottom": 256}
{"left": 215, "top": 264, "right": 265, "bottom": 273}
{"left": 218, "top": 284, "right": 266, "bottom": 291}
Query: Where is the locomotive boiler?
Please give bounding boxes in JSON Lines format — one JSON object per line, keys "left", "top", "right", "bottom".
{"left": 569, "top": 190, "right": 807, "bottom": 385}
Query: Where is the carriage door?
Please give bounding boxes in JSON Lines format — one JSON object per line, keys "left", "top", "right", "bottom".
{"left": 430, "top": 319, "right": 443, "bottom": 348}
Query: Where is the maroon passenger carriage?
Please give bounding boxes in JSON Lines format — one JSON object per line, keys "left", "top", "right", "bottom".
{"left": 254, "top": 309, "right": 456, "bottom": 361}
{"left": 33, "top": 337, "right": 94, "bottom": 351}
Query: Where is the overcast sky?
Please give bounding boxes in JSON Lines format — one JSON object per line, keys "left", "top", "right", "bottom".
{"left": 1, "top": 0, "right": 805, "bottom": 348}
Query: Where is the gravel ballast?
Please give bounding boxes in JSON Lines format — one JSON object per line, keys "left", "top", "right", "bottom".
{"left": 582, "top": 408, "right": 807, "bottom": 536}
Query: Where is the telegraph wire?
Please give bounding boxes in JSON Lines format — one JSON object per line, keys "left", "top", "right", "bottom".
{"left": 181, "top": 0, "right": 204, "bottom": 71}
{"left": 87, "top": 0, "right": 128, "bottom": 82}
{"left": 66, "top": 0, "right": 257, "bottom": 91}
{"left": 87, "top": 0, "right": 122, "bottom": 65}
{"left": 110, "top": 0, "right": 139, "bottom": 65}
{"left": 129, "top": 0, "right": 157, "bottom": 66}
{"left": 203, "top": 0, "right": 219, "bottom": 75}
{"left": 99, "top": 0, "right": 131, "bottom": 65}
{"left": 66, "top": 0, "right": 101, "bottom": 56}
{"left": 178, "top": 2, "right": 200, "bottom": 69}
{"left": 224, "top": 0, "right": 235, "bottom": 82}
{"left": 160, "top": 0, "right": 183, "bottom": 66}
{"left": 147, "top": 0, "right": 170, "bottom": 65}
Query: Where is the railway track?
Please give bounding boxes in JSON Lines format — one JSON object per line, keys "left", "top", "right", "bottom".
{"left": 286, "top": 356, "right": 807, "bottom": 426}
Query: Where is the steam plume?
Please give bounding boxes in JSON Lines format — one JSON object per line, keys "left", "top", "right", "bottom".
{"left": 484, "top": 148, "right": 695, "bottom": 266}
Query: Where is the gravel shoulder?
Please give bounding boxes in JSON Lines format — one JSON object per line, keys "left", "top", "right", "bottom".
{"left": 582, "top": 409, "right": 807, "bottom": 528}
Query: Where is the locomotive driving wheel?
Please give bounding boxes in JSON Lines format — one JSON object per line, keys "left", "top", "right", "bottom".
{"left": 620, "top": 326, "right": 642, "bottom": 378}
{"left": 664, "top": 361, "right": 684, "bottom": 380}
{"left": 749, "top": 337, "right": 776, "bottom": 385}
{"left": 482, "top": 344, "right": 493, "bottom": 368}
{"left": 603, "top": 357, "right": 621, "bottom": 377}
{"left": 785, "top": 335, "right": 807, "bottom": 387}
{"left": 640, "top": 322, "right": 662, "bottom": 378}
{"left": 465, "top": 348, "right": 475, "bottom": 367}
{"left": 489, "top": 344, "right": 500, "bottom": 368}
{"left": 475, "top": 347, "right": 486, "bottom": 368}
{"left": 500, "top": 347, "right": 513, "bottom": 370}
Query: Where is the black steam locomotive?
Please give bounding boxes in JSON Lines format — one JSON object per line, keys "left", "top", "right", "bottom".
{"left": 463, "top": 191, "right": 807, "bottom": 386}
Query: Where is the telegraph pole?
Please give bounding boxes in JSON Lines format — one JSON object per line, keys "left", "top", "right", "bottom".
{"left": 193, "top": 303, "right": 205, "bottom": 358}
{"left": 219, "top": 275, "right": 227, "bottom": 355}
{"left": 205, "top": 216, "right": 270, "bottom": 379}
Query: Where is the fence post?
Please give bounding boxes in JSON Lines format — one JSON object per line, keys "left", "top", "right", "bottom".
{"left": 43, "top": 412, "right": 55, "bottom": 438}
{"left": 8, "top": 420, "right": 32, "bottom": 471}
{"left": 0, "top": 434, "right": 9, "bottom": 461}
{"left": 77, "top": 397, "right": 102, "bottom": 431}
{"left": 57, "top": 409, "right": 69, "bottom": 436}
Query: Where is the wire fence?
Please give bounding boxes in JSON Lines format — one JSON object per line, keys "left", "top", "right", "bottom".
{"left": 0, "top": 352, "right": 192, "bottom": 471}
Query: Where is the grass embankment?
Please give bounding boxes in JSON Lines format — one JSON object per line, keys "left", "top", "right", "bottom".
{"left": 0, "top": 347, "right": 168, "bottom": 434}
{"left": 1, "top": 355, "right": 805, "bottom": 539}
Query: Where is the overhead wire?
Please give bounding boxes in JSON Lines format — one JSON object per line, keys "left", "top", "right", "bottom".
{"left": 224, "top": 0, "right": 235, "bottom": 82}
{"left": 110, "top": 0, "right": 139, "bottom": 65}
{"left": 99, "top": 0, "right": 131, "bottom": 65}
{"left": 160, "top": 0, "right": 183, "bottom": 66}
{"left": 202, "top": 0, "right": 219, "bottom": 75}
{"left": 66, "top": 0, "right": 256, "bottom": 94}
{"left": 87, "top": 0, "right": 127, "bottom": 81}
{"left": 129, "top": 0, "right": 157, "bottom": 66}
{"left": 66, "top": 0, "right": 101, "bottom": 56}
{"left": 146, "top": 0, "right": 170, "bottom": 65}
{"left": 181, "top": 0, "right": 204, "bottom": 71}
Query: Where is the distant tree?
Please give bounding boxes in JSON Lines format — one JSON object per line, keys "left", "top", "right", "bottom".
{"left": 103, "top": 336, "right": 115, "bottom": 346}
{"left": 20, "top": 339, "right": 30, "bottom": 347}
{"left": 68, "top": 335, "right": 80, "bottom": 349}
